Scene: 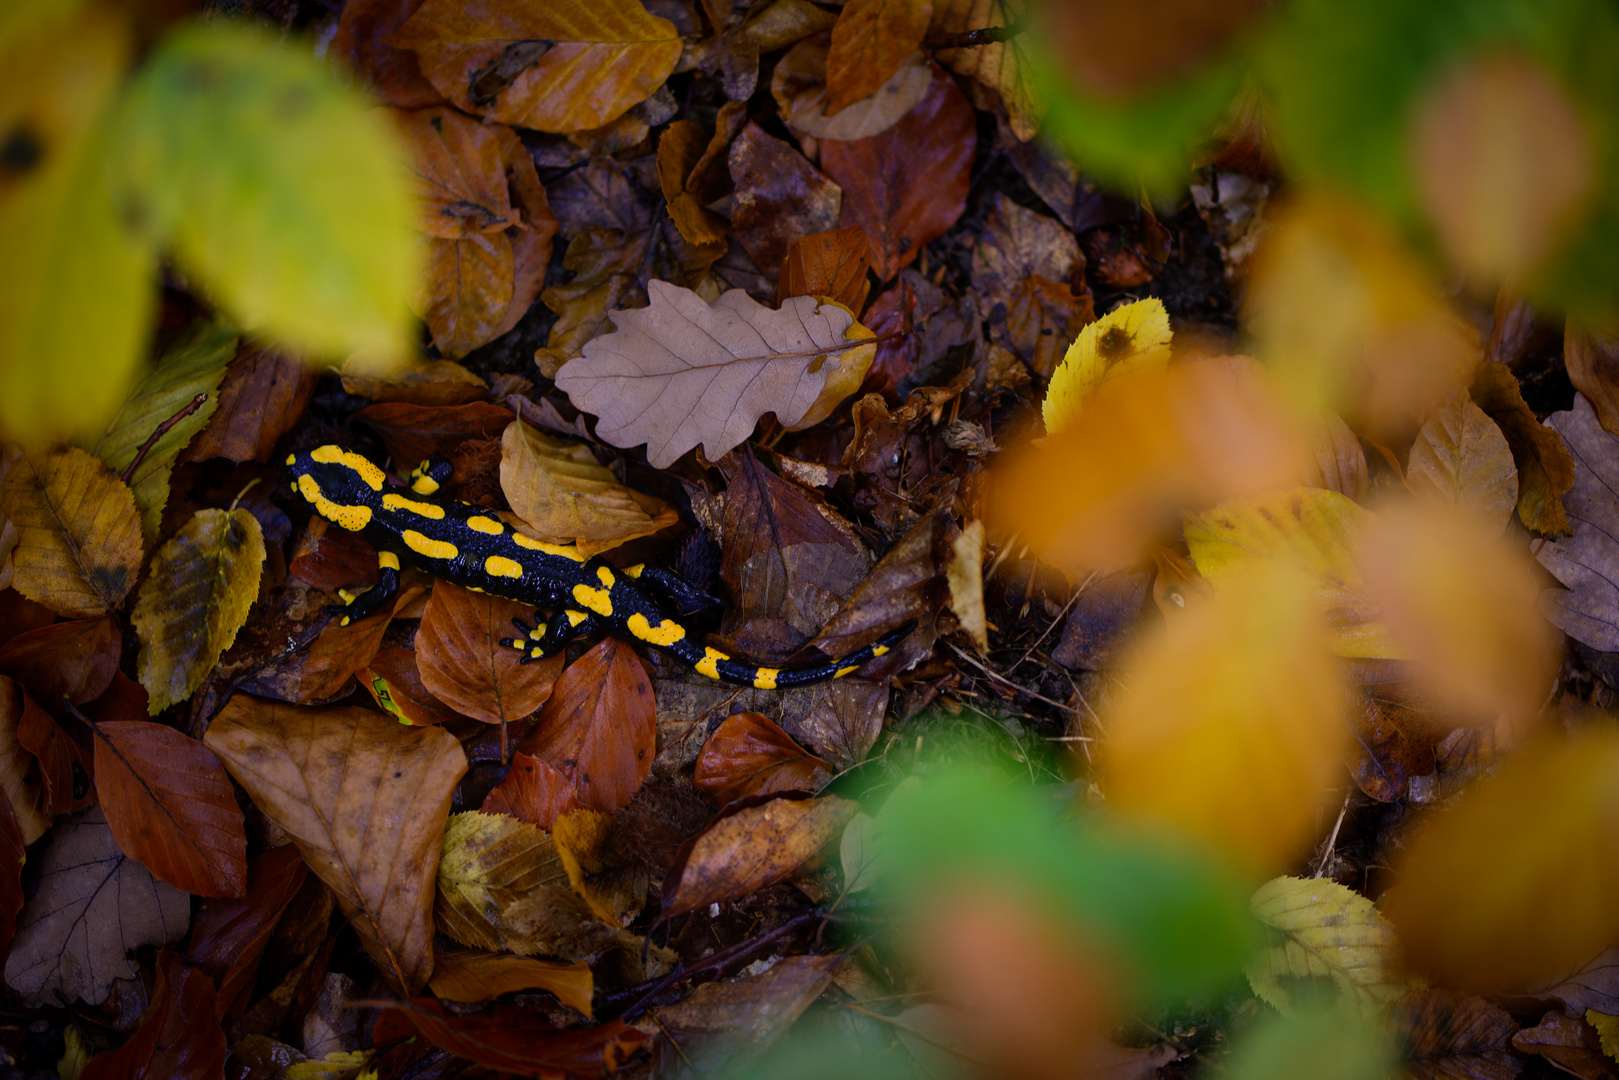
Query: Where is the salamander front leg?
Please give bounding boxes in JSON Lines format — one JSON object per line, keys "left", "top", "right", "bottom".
{"left": 408, "top": 455, "right": 454, "bottom": 496}
{"left": 324, "top": 551, "right": 402, "bottom": 626}
{"left": 500, "top": 608, "right": 599, "bottom": 663}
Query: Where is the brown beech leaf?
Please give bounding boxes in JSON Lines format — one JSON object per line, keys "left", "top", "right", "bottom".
{"left": 3, "top": 806, "right": 190, "bottom": 1007}
{"left": 0, "top": 448, "right": 141, "bottom": 618}
{"left": 290, "top": 517, "right": 382, "bottom": 591}
{"left": 1536, "top": 394, "right": 1619, "bottom": 649}
{"left": 652, "top": 954, "right": 839, "bottom": 1074}
{"left": 710, "top": 0, "right": 836, "bottom": 102}
{"left": 555, "top": 281, "right": 875, "bottom": 469}
{"left": 332, "top": 0, "right": 442, "bottom": 108}
{"left": 1513, "top": 1011, "right": 1612, "bottom": 1080}
{"left": 822, "top": 64, "right": 976, "bottom": 280}
{"left": 416, "top": 581, "right": 565, "bottom": 726}
{"left": 774, "top": 35, "right": 935, "bottom": 142}
{"left": 204, "top": 698, "right": 467, "bottom": 994}
{"left": 242, "top": 584, "right": 417, "bottom": 706}
{"left": 481, "top": 751, "right": 581, "bottom": 830}
{"left": 429, "top": 948, "right": 593, "bottom": 1014}
{"left": 93, "top": 721, "right": 247, "bottom": 899}
{"left": 354, "top": 400, "right": 514, "bottom": 469}
{"left": 390, "top": 0, "right": 682, "bottom": 134}
{"left": 658, "top": 119, "right": 729, "bottom": 247}
{"left": 777, "top": 226, "right": 872, "bottom": 314}
{"left": 1406, "top": 395, "right": 1519, "bottom": 531}
{"left": 181, "top": 345, "right": 318, "bottom": 465}
{"left": 1566, "top": 325, "right": 1619, "bottom": 437}
{"left": 827, "top": 0, "right": 933, "bottom": 113}
{"left": 1392, "top": 988, "right": 1521, "bottom": 1080}
{"left": 971, "top": 193, "right": 1083, "bottom": 309}
{"left": 695, "top": 713, "right": 832, "bottom": 805}
{"left": 521, "top": 638, "right": 656, "bottom": 813}
{"left": 359, "top": 647, "right": 461, "bottom": 727}
{"left": 728, "top": 122, "right": 844, "bottom": 280}
{"left": 372, "top": 999, "right": 647, "bottom": 1078}
{"left": 187, "top": 845, "right": 308, "bottom": 1020}
{"left": 17, "top": 703, "right": 92, "bottom": 816}
{"left": 930, "top": 0, "right": 1040, "bottom": 139}
{"left": 341, "top": 358, "right": 487, "bottom": 406}
{"left": 661, "top": 793, "right": 858, "bottom": 919}
{"left": 0, "top": 615, "right": 120, "bottom": 708}
{"left": 80, "top": 951, "right": 224, "bottom": 1080}
{"left": 0, "top": 678, "right": 51, "bottom": 844}
{"left": 1471, "top": 362, "right": 1574, "bottom": 535}
{"left": 500, "top": 419, "right": 678, "bottom": 555}
{"left": 1302, "top": 411, "right": 1370, "bottom": 501}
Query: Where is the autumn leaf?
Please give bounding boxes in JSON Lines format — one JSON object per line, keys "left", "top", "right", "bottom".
{"left": 4, "top": 806, "right": 190, "bottom": 1007}
{"left": 657, "top": 119, "right": 729, "bottom": 247}
{"left": 521, "top": 638, "right": 656, "bottom": 813}
{"left": 0, "top": 447, "right": 142, "bottom": 619}
{"left": 481, "top": 752, "right": 581, "bottom": 830}
{"left": 554, "top": 281, "right": 876, "bottom": 469}
{"left": 93, "top": 721, "right": 247, "bottom": 898}
{"left": 131, "top": 508, "right": 266, "bottom": 713}
{"left": 1470, "top": 359, "right": 1574, "bottom": 535}
{"left": 204, "top": 698, "right": 466, "bottom": 993}
{"left": 1391, "top": 989, "right": 1521, "bottom": 1080}
{"left": 390, "top": 0, "right": 682, "bottom": 134}
{"left": 695, "top": 713, "right": 833, "bottom": 805}
{"left": 0, "top": 615, "right": 121, "bottom": 709}
{"left": 415, "top": 581, "right": 564, "bottom": 727}
{"left": 353, "top": 399, "right": 514, "bottom": 468}
{"left": 777, "top": 226, "right": 873, "bottom": 314}
{"left": 0, "top": 678, "right": 52, "bottom": 845}
{"left": 341, "top": 357, "right": 486, "bottom": 406}
{"left": 826, "top": 0, "right": 933, "bottom": 114}
{"left": 180, "top": 344, "right": 319, "bottom": 464}
{"left": 728, "top": 121, "right": 844, "bottom": 279}
{"left": 187, "top": 846, "right": 308, "bottom": 1019}
{"left": 553, "top": 807, "right": 648, "bottom": 926}
{"left": 79, "top": 951, "right": 224, "bottom": 1080}
{"left": 930, "top": 0, "right": 1041, "bottom": 139}
{"left": 1537, "top": 393, "right": 1619, "bottom": 649}
{"left": 652, "top": 955, "right": 840, "bottom": 1074}
{"left": 1043, "top": 297, "right": 1172, "bottom": 435}
{"left": 359, "top": 646, "right": 460, "bottom": 726}
{"left": 1406, "top": 394, "right": 1519, "bottom": 529}
{"left": 430, "top": 949, "right": 593, "bottom": 1014}
{"left": 773, "top": 36, "right": 935, "bottom": 141}
{"left": 0, "top": 799, "right": 21, "bottom": 965}
{"left": 372, "top": 999, "right": 647, "bottom": 1078}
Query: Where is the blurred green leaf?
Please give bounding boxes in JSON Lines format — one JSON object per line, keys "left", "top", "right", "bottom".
{"left": 1226, "top": 1008, "right": 1390, "bottom": 1080}
{"left": 118, "top": 23, "right": 419, "bottom": 365}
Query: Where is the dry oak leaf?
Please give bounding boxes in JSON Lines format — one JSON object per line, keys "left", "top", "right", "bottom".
{"left": 520, "top": 637, "right": 656, "bottom": 814}
{"left": 661, "top": 793, "right": 858, "bottom": 919}
{"left": 3, "top": 806, "right": 190, "bottom": 1007}
{"left": 1247, "top": 876, "right": 1419, "bottom": 1018}
{"left": 481, "top": 751, "right": 581, "bottom": 830}
{"left": 372, "top": 998, "right": 647, "bottom": 1079}
{"left": 131, "top": 508, "right": 266, "bottom": 714}
{"left": 0, "top": 677, "right": 52, "bottom": 844}
{"left": 203, "top": 697, "right": 467, "bottom": 994}
{"left": 429, "top": 948, "right": 593, "bottom": 1014}
{"left": 1537, "top": 394, "right": 1619, "bottom": 650}
{"left": 1392, "top": 988, "right": 1521, "bottom": 1080}
{"left": 389, "top": 0, "right": 682, "bottom": 134}
{"left": 0, "top": 447, "right": 142, "bottom": 619}
{"left": 79, "top": 951, "right": 225, "bottom": 1080}
{"left": 827, "top": 0, "right": 933, "bottom": 114}
{"left": 93, "top": 720, "right": 247, "bottom": 899}
{"left": 695, "top": 712, "right": 833, "bottom": 805}
{"left": 500, "top": 419, "right": 678, "bottom": 556}
{"left": 554, "top": 281, "right": 876, "bottom": 469}
{"left": 1407, "top": 394, "right": 1519, "bottom": 531}
{"left": 415, "top": 581, "right": 565, "bottom": 727}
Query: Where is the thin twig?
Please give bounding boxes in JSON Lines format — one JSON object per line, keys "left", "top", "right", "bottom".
{"left": 1312, "top": 790, "right": 1353, "bottom": 879}
{"left": 924, "top": 19, "right": 1026, "bottom": 50}
{"left": 120, "top": 393, "right": 208, "bottom": 485}
{"left": 945, "top": 640, "right": 1076, "bottom": 714}
{"left": 1010, "top": 570, "right": 1097, "bottom": 673}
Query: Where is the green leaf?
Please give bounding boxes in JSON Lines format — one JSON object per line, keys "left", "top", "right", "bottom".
{"left": 1225, "top": 1008, "right": 1391, "bottom": 1080}
{"left": 77, "top": 320, "right": 236, "bottom": 540}
{"left": 131, "top": 508, "right": 266, "bottom": 713}
{"left": 118, "top": 23, "right": 418, "bottom": 364}
{"left": 0, "top": 2, "right": 155, "bottom": 443}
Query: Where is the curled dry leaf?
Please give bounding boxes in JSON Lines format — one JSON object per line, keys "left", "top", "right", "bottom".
{"left": 240, "top": 583, "right": 419, "bottom": 706}
{"left": 93, "top": 720, "right": 247, "bottom": 899}
{"left": 79, "top": 951, "right": 224, "bottom": 1080}
{"left": 1538, "top": 394, "right": 1619, "bottom": 649}
{"left": 0, "top": 677, "right": 52, "bottom": 844}
{"left": 18, "top": 694, "right": 93, "bottom": 816}
{"left": 360, "top": 646, "right": 461, "bottom": 726}
{"left": 187, "top": 845, "right": 308, "bottom": 1020}
{"left": 555, "top": 281, "right": 875, "bottom": 469}
{"left": 521, "top": 638, "right": 656, "bottom": 813}
{"left": 181, "top": 345, "right": 319, "bottom": 465}
{"left": 661, "top": 793, "right": 858, "bottom": 919}
{"left": 131, "top": 508, "right": 266, "bottom": 714}
{"left": 482, "top": 751, "right": 581, "bottom": 830}
{"left": 0, "top": 447, "right": 141, "bottom": 619}
{"left": 773, "top": 36, "right": 935, "bottom": 142}
{"left": 0, "top": 615, "right": 120, "bottom": 708}
{"left": 1565, "top": 325, "right": 1619, "bottom": 437}
{"left": 372, "top": 999, "right": 647, "bottom": 1079}
{"left": 694, "top": 712, "right": 833, "bottom": 805}
{"left": 415, "top": 581, "right": 565, "bottom": 727}
{"left": 658, "top": 119, "right": 729, "bottom": 247}
{"left": 204, "top": 698, "right": 466, "bottom": 994}
{"left": 390, "top": 0, "right": 682, "bottom": 134}
{"left": 1406, "top": 394, "right": 1519, "bottom": 531}
{"left": 947, "top": 519, "right": 988, "bottom": 654}
{"left": 4, "top": 806, "right": 190, "bottom": 1008}
{"left": 429, "top": 949, "right": 593, "bottom": 1014}
{"left": 1470, "top": 359, "right": 1574, "bottom": 535}
{"left": 826, "top": 0, "right": 933, "bottom": 113}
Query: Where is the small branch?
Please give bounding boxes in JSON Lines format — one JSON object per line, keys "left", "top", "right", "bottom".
{"left": 925, "top": 20, "right": 1025, "bottom": 50}
{"left": 121, "top": 393, "right": 208, "bottom": 485}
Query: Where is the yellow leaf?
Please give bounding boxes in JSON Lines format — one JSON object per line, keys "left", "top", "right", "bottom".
{"left": 930, "top": 0, "right": 1041, "bottom": 139}
{"left": 0, "top": 1, "right": 154, "bottom": 444}
{"left": 131, "top": 509, "right": 266, "bottom": 713}
{"left": 499, "top": 419, "right": 678, "bottom": 557}
{"left": 1042, "top": 297, "right": 1172, "bottom": 435}
{"left": 1586, "top": 1011, "right": 1619, "bottom": 1063}
{"left": 1247, "top": 876, "right": 1419, "bottom": 1017}
{"left": 282, "top": 1051, "right": 377, "bottom": 1080}
{"left": 1185, "top": 487, "right": 1398, "bottom": 659}
{"left": 429, "top": 949, "right": 593, "bottom": 1015}
{"left": 553, "top": 807, "right": 646, "bottom": 927}
{"left": 1098, "top": 563, "right": 1348, "bottom": 875}
{"left": 0, "top": 447, "right": 142, "bottom": 618}
{"left": 119, "top": 24, "right": 418, "bottom": 363}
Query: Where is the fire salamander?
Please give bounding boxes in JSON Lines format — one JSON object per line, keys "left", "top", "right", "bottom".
{"left": 285, "top": 445, "right": 909, "bottom": 688}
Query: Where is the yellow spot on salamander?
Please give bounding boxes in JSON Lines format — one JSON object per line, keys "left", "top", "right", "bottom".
{"left": 411, "top": 474, "right": 440, "bottom": 496}
{"left": 753, "top": 668, "right": 779, "bottom": 690}
{"left": 834, "top": 665, "right": 859, "bottom": 678}
{"left": 378, "top": 551, "right": 400, "bottom": 571}
{"left": 312, "top": 445, "right": 385, "bottom": 490}
{"left": 285, "top": 454, "right": 296, "bottom": 465}
{"left": 512, "top": 532, "right": 587, "bottom": 562}
{"left": 382, "top": 493, "right": 446, "bottom": 519}
{"left": 596, "top": 566, "right": 615, "bottom": 588}
{"left": 529, "top": 623, "right": 548, "bottom": 640}
{"left": 485, "top": 555, "right": 524, "bottom": 579}
{"left": 572, "top": 583, "right": 613, "bottom": 617}
{"left": 624, "top": 564, "right": 644, "bottom": 578}
{"left": 565, "top": 609, "right": 588, "bottom": 627}
{"left": 626, "top": 612, "right": 686, "bottom": 646}
{"left": 466, "top": 515, "right": 504, "bottom": 534}
{"left": 872, "top": 645, "right": 890, "bottom": 657}
{"left": 402, "top": 529, "right": 458, "bottom": 560}
{"left": 298, "top": 475, "right": 373, "bottom": 532}
{"left": 695, "top": 647, "right": 729, "bottom": 680}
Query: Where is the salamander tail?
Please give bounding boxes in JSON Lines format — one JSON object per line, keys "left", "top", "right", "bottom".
{"left": 665, "top": 623, "right": 915, "bottom": 688}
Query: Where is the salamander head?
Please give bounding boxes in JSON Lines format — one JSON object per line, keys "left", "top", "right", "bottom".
{"left": 284, "top": 445, "right": 387, "bottom": 532}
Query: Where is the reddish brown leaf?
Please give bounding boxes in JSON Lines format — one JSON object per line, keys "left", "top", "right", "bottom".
{"left": 360, "top": 646, "right": 461, "bottom": 727}
{"left": 0, "top": 591, "right": 54, "bottom": 649}
{"left": 429, "top": 949, "right": 594, "bottom": 1014}
{"left": 0, "top": 794, "right": 24, "bottom": 962}
{"left": 332, "top": 0, "right": 443, "bottom": 108}
{"left": 1513, "top": 1010, "right": 1610, "bottom": 1079}
{"left": 695, "top": 713, "right": 832, "bottom": 805}
{"left": 372, "top": 999, "right": 647, "bottom": 1078}
{"left": 863, "top": 278, "right": 920, "bottom": 393}
{"left": 94, "top": 720, "right": 248, "bottom": 898}
{"left": 821, "top": 66, "right": 976, "bottom": 280}
{"left": 0, "top": 676, "right": 50, "bottom": 844}
{"left": 181, "top": 345, "right": 318, "bottom": 465}
{"left": 520, "top": 637, "right": 655, "bottom": 813}
{"left": 728, "top": 122, "right": 843, "bottom": 282}
{"left": 354, "top": 400, "right": 515, "bottom": 470}
{"left": 661, "top": 794, "right": 857, "bottom": 919}
{"left": 242, "top": 590, "right": 403, "bottom": 706}
{"left": 776, "top": 226, "right": 871, "bottom": 313}
{"left": 0, "top": 615, "right": 119, "bottom": 708}
{"left": 187, "top": 845, "right": 308, "bottom": 1020}
{"left": 1392, "top": 988, "right": 1521, "bottom": 1080}
{"left": 416, "top": 582, "right": 564, "bottom": 726}
{"left": 288, "top": 517, "right": 382, "bottom": 592}
{"left": 80, "top": 951, "right": 224, "bottom": 1080}
{"left": 826, "top": 0, "right": 932, "bottom": 114}
{"left": 481, "top": 751, "right": 581, "bottom": 829}
{"left": 17, "top": 697, "right": 92, "bottom": 814}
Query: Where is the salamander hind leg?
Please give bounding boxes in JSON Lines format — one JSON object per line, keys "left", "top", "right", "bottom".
{"left": 323, "top": 555, "right": 401, "bottom": 626}
{"left": 500, "top": 608, "right": 598, "bottom": 663}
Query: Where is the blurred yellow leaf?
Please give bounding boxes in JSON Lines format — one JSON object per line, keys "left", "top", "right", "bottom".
{"left": 1185, "top": 487, "right": 1397, "bottom": 659}
{"left": 1098, "top": 563, "right": 1348, "bottom": 875}
{"left": 0, "top": 0, "right": 152, "bottom": 444}
{"left": 120, "top": 24, "right": 418, "bottom": 364}
{"left": 1385, "top": 725, "right": 1619, "bottom": 992}
{"left": 1247, "top": 876, "right": 1419, "bottom": 1017}
{"left": 131, "top": 508, "right": 266, "bottom": 713}
{"left": 1411, "top": 52, "right": 1593, "bottom": 284}
{"left": 1042, "top": 297, "right": 1172, "bottom": 435}
{"left": 1406, "top": 394, "right": 1518, "bottom": 532}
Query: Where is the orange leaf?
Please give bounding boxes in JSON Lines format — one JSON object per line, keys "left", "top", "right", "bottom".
{"left": 0, "top": 615, "right": 119, "bottom": 707}
{"left": 415, "top": 581, "right": 564, "bottom": 726}
{"left": 373, "top": 999, "right": 647, "bottom": 1078}
{"left": 481, "top": 751, "right": 580, "bottom": 830}
{"left": 181, "top": 345, "right": 318, "bottom": 465}
{"left": 429, "top": 948, "right": 593, "bottom": 1015}
{"left": 80, "top": 951, "right": 224, "bottom": 1080}
{"left": 0, "top": 448, "right": 142, "bottom": 618}
{"left": 332, "top": 0, "right": 443, "bottom": 109}
{"left": 826, "top": 0, "right": 932, "bottom": 114}
{"left": 360, "top": 646, "right": 461, "bottom": 726}
{"left": 776, "top": 226, "right": 872, "bottom": 314}
{"left": 94, "top": 720, "right": 247, "bottom": 898}
{"left": 695, "top": 712, "right": 832, "bottom": 805}
{"left": 521, "top": 637, "right": 655, "bottom": 813}
{"left": 186, "top": 845, "right": 308, "bottom": 1020}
